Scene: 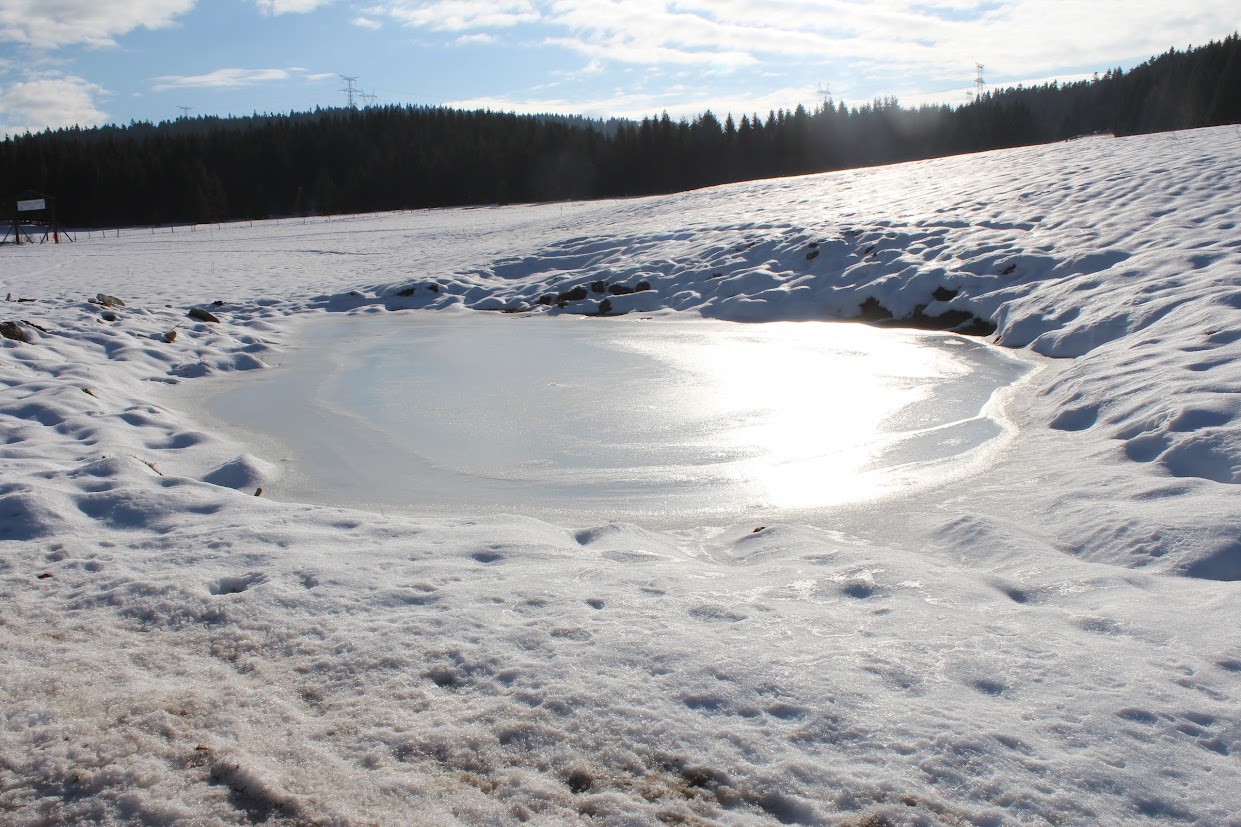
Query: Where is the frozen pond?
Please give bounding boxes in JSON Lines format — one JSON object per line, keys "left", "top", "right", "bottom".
{"left": 186, "top": 313, "right": 1032, "bottom": 527}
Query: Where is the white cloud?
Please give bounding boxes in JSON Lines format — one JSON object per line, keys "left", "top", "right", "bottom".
{"left": 370, "top": 0, "right": 540, "bottom": 31}
{"left": 256, "top": 0, "right": 334, "bottom": 15}
{"left": 455, "top": 32, "right": 495, "bottom": 43}
{"left": 0, "top": 0, "right": 195, "bottom": 49}
{"left": 440, "top": 0, "right": 1239, "bottom": 119}
{"left": 152, "top": 67, "right": 295, "bottom": 91}
{"left": 0, "top": 73, "right": 108, "bottom": 135}
{"left": 352, "top": 15, "right": 383, "bottom": 29}
{"left": 365, "top": 0, "right": 1241, "bottom": 103}
{"left": 546, "top": 35, "right": 757, "bottom": 68}
{"left": 150, "top": 67, "right": 342, "bottom": 92}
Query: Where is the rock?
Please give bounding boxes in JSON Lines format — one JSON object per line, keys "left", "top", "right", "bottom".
{"left": 163, "top": 330, "right": 178, "bottom": 343}
{"left": 607, "top": 283, "right": 634, "bottom": 295}
{"left": 396, "top": 286, "right": 416, "bottom": 297}
{"left": 857, "top": 297, "right": 892, "bottom": 321}
{"left": 932, "top": 286, "right": 958, "bottom": 302}
{"left": 188, "top": 307, "right": 221, "bottom": 323}
{"left": 538, "top": 294, "right": 554, "bottom": 305}
{"left": 0, "top": 321, "right": 29, "bottom": 342}
{"left": 806, "top": 249, "right": 820, "bottom": 260}
{"left": 908, "top": 303, "right": 996, "bottom": 335}
{"left": 100, "top": 311, "right": 118, "bottom": 322}
{"left": 590, "top": 280, "right": 606, "bottom": 293}
{"left": 635, "top": 280, "right": 652, "bottom": 292}
{"left": 95, "top": 293, "right": 125, "bottom": 308}
{"left": 557, "top": 285, "right": 589, "bottom": 303}
{"left": 567, "top": 770, "right": 593, "bottom": 794}
{"left": 426, "top": 283, "right": 439, "bottom": 292}
{"left": 598, "top": 298, "right": 613, "bottom": 315}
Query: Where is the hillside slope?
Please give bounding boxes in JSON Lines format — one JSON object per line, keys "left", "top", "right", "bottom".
{"left": 1, "top": 126, "right": 1239, "bottom": 825}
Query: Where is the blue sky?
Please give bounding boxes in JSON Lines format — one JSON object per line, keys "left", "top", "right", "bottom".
{"left": 1, "top": 1, "right": 1237, "bottom": 136}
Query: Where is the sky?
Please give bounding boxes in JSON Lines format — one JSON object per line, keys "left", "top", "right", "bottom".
{"left": 0, "top": 1, "right": 1237, "bottom": 137}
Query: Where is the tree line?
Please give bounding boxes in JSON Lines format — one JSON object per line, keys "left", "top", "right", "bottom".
{"left": 3, "top": 33, "right": 1238, "bottom": 229}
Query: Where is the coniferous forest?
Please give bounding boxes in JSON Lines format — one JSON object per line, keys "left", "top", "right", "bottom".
{"left": 3, "top": 34, "right": 1239, "bottom": 229}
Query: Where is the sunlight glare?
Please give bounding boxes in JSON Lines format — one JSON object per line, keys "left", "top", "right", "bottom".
{"left": 622, "top": 322, "right": 968, "bottom": 508}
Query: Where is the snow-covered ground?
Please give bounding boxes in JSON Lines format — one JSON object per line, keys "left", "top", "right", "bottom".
{"left": 2, "top": 126, "right": 1240, "bottom": 826}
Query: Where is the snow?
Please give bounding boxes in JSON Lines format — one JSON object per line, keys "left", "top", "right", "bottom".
{"left": 2, "top": 126, "right": 1241, "bottom": 825}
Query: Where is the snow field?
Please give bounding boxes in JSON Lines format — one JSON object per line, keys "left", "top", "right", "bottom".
{"left": 1, "top": 126, "right": 1240, "bottom": 825}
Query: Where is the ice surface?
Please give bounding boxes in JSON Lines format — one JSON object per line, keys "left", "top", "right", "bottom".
{"left": 2, "top": 127, "right": 1241, "bottom": 825}
{"left": 181, "top": 313, "right": 1030, "bottom": 525}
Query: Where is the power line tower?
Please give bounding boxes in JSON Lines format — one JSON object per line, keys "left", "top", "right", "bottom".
{"left": 360, "top": 89, "right": 378, "bottom": 108}
{"left": 339, "top": 75, "right": 360, "bottom": 108}
{"left": 815, "top": 82, "right": 832, "bottom": 110}
{"left": 177, "top": 106, "right": 194, "bottom": 118}
{"left": 974, "top": 64, "right": 987, "bottom": 100}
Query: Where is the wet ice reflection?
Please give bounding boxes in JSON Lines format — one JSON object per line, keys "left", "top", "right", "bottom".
{"left": 620, "top": 322, "right": 981, "bottom": 508}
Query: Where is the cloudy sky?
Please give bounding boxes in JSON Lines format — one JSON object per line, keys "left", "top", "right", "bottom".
{"left": 1, "top": 1, "right": 1237, "bottom": 136}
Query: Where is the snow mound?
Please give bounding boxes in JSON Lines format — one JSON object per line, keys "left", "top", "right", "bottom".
{"left": 201, "top": 453, "right": 280, "bottom": 491}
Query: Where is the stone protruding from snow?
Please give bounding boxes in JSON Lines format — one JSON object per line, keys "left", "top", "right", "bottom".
{"left": 188, "top": 307, "right": 221, "bottom": 323}
{"left": 0, "top": 321, "right": 29, "bottom": 342}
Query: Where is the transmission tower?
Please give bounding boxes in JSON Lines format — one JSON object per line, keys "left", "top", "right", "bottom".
{"left": 360, "top": 89, "right": 378, "bottom": 108}
{"left": 177, "top": 106, "right": 194, "bottom": 118}
{"left": 339, "top": 75, "right": 360, "bottom": 108}
{"left": 974, "top": 64, "right": 987, "bottom": 100}
{"left": 816, "top": 82, "right": 832, "bottom": 109}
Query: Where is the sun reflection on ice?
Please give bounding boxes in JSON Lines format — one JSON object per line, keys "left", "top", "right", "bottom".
{"left": 625, "top": 321, "right": 973, "bottom": 508}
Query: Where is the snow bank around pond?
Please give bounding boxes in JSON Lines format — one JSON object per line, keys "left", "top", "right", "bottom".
{"left": 1, "top": 126, "right": 1240, "bottom": 825}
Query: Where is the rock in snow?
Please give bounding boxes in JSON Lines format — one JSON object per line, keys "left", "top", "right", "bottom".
{"left": 0, "top": 126, "right": 1240, "bottom": 826}
{"left": 0, "top": 320, "right": 29, "bottom": 342}
{"left": 93, "top": 293, "right": 126, "bottom": 308}
{"left": 188, "top": 306, "right": 221, "bottom": 323}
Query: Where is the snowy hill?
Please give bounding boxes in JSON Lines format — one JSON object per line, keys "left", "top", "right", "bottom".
{"left": 1, "top": 126, "right": 1240, "bottom": 825}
